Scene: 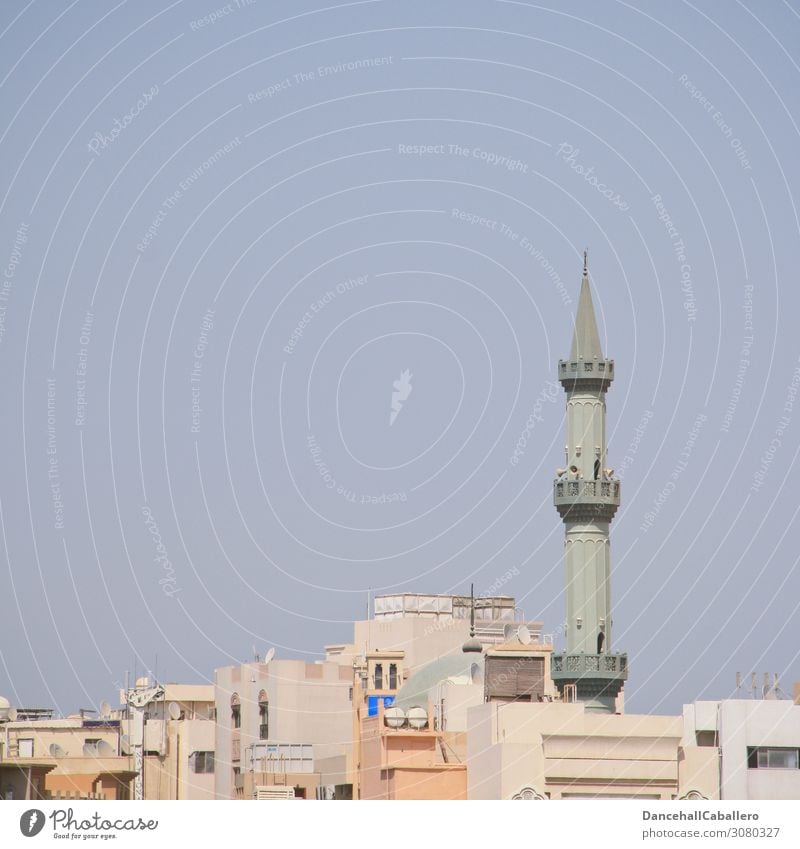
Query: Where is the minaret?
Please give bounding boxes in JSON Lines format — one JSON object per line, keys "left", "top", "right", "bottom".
{"left": 550, "top": 254, "right": 627, "bottom": 714}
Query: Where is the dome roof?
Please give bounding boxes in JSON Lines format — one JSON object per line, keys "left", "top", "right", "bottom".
{"left": 395, "top": 652, "right": 483, "bottom": 710}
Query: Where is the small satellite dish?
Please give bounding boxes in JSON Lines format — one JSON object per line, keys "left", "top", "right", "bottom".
{"left": 120, "top": 734, "right": 131, "bottom": 755}
{"left": 8, "top": 707, "right": 17, "bottom": 721}
{"left": 470, "top": 662, "right": 483, "bottom": 684}
{"left": 384, "top": 706, "right": 406, "bottom": 728}
{"left": 406, "top": 706, "right": 428, "bottom": 730}
{"left": 263, "top": 648, "right": 275, "bottom": 665}
{"left": 49, "top": 743, "right": 66, "bottom": 757}
{"left": 97, "top": 740, "right": 115, "bottom": 756}
{"left": 168, "top": 701, "right": 181, "bottom": 720}
{"left": 82, "top": 743, "right": 98, "bottom": 756}
{"left": 99, "top": 700, "right": 111, "bottom": 720}
{"left": 517, "top": 625, "right": 532, "bottom": 645}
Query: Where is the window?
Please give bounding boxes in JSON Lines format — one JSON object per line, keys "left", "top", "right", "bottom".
{"left": 190, "top": 751, "right": 215, "bottom": 774}
{"left": 374, "top": 663, "right": 383, "bottom": 690}
{"left": 747, "top": 747, "right": 800, "bottom": 769}
{"left": 258, "top": 690, "right": 268, "bottom": 740}
{"left": 18, "top": 739, "right": 33, "bottom": 758}
{"left": 230, "top": 693, "right": 241, "bottom": 729}
{"left": 388, "top": 664, "right": 398, "bottom": 690}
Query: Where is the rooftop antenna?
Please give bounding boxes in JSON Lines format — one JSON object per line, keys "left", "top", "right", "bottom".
{"left": 583, "top": 249, "right": 588, "bottom": 277}
{"left": 750, "top": 672, "right": 757, "bottom": 699}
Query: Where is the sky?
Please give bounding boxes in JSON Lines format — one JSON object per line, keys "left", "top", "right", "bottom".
{"left": 0, "top": 0, "right": 799, "bottom": 718}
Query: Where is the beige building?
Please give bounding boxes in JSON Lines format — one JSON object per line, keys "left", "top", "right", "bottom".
{"left": 0, "top": 705, "right": 135, "bottom": 801}
{"left": 121, "top": 682, "right": 216, "bottom": 800}
{"left": 214, "top": 658, "right": 353, "bottom": 799}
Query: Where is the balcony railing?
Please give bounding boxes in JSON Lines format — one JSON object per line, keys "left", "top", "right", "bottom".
{"left": 551, "top": 652, "right": 628, "bottom": 678}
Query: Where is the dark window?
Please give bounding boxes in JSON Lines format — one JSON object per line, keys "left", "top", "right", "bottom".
{"left": 190, "top": 751, "right": 215, "bottom": 773}
{"left": 258, "top": 692, "right": 269, "bottom": 741}
{"left": 388, "top": 664, "right": 398, "bottom": 690}
{"left": 374, "top": 663, "right": 383, "bottom": 690}
{"left": 747, "top": 747, "right": 799, "bottom": 769}
{"left": 231, "top": 693, "right": 241, "bottom": 729}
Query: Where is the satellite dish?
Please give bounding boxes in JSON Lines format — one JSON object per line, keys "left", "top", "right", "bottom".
{"left": 517, "top": 625, "right": 532, "bottom": 645}
{"left": 49, "top": 743, "right": 66, "bottom": 757}
{"left": 263, "top": 648, "right": 275, "bottom": 665}
{"left": 384, "top": 706, "right": 406, "bottom": 728}
{"left": 406, "top": 706, "right": 428, "bottom": 730}
{"left": 96, "top": 740, "right": 115, "bottom": 756}
{"left": 8, "top": 707, "right": 17, "bottom": 721}
{"left": 120, "top": 734, "right": 131, "bottom": 755}
{"left": 168, "top": 701, "right": 181, "bottom": 720}
{"left": 99, "top": 700, "right": 111, "bottom": 720}
{"left": 82, "top": 742, "right": 98, "bottom": 756}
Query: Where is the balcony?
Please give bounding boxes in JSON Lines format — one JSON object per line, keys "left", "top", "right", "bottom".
{"left": 554, "top": 479, "right": 620, "bottom": 521}
{"left": 551, "top": 652, "right": 628, "bottom": 680}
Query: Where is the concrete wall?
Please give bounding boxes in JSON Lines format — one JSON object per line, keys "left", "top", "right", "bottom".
{"left": 467, "top": 702, "right": 682, "bottom": 800}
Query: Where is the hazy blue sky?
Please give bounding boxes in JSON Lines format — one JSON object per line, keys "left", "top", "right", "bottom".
{"left": 0, "top": 0, "right": 798, "bottom": 717}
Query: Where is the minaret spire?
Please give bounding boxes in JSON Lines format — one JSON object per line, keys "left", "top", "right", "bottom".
{"left": 570, "top": 251, "right": 603, "bottom": 361}
{"left": 550, "top": 257, "right": 627, "bottom": 714}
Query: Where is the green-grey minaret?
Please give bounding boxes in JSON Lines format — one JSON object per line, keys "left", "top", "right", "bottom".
{"left": 550, "top": 253, "right": 627, "bottom": 713}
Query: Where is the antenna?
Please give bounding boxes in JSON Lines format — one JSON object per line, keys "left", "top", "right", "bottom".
{"left": 252, "top": 644, "right": 259, "bottom": 662}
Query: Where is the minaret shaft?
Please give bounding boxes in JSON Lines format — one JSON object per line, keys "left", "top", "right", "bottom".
{"left": 565, "top": 521, "right": 612, "bottom": 653}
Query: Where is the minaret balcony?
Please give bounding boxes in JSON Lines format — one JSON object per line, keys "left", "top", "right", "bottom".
{"left": 558, "top": 358, "right": 614, "bottom": 391}
{"left": 554, "top": 478, "right": 620, "bottom": 521}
